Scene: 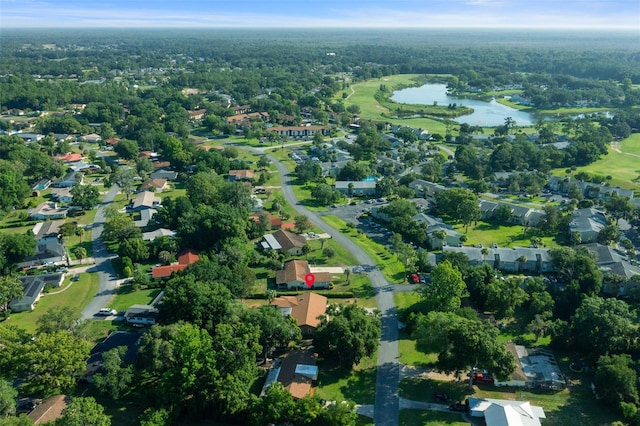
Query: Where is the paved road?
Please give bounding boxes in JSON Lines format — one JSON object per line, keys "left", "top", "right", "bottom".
{"left": 80, "top": 185, "right": 120, "bottom": 320}
{"left": 267, "top": 154, "right": 400, "bottom": 426}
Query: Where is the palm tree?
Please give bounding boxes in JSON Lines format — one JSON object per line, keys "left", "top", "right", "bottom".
{"left": 158, "top": 250, "right": 172, "bottom": 265}
{"left": 481, "top": 247, "right": 490, "bottom": 264}
{"left": 517, "top": 255, "right": 527, "bottom": 272}
{"left": 74, "top": 247, "right": 87, "bottom": 264}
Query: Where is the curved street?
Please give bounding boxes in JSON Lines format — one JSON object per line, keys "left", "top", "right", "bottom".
{"left": 80, "top": 185, "right": 121, "bottom": 320}
{"left": 267, "top": 154, "right": 400, "bottom": 426}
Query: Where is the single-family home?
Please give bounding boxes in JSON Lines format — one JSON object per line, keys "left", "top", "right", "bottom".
{"left": 53, "top": 171, "right": 82, "bottom": 188}
{"left": 50, "top": 187, "right": 74, "bottom": 203}
{"left": 142, "top": 228, "right": 176, "bottom": 241}
{"left": 32, "top": 220, "right": 64, "bottom": 244}
{"left": 10, "top": 273, "right": 64, "bottom": 312}
{"left": 150, "top": 169, "right": 178, "bottom": 181}
{"left": 250, "top": 211, "right": 282, "bottom": 230}
{"left": 32, "top": 178, "right": 52, "bottom": 191}
{"left": 27, "top": 394, "right": 69, "bottom": 425}
{"left": 261, "top": 229, "right": 307, "bottom": 255}
{"left": 275, "top": 260, "right": 331, "bottom": 290}
{"left": 271, "top": 292, "right": 328, "bottom": 336}
{"left": 187, "top": 109, "right": 207, "bottom": 121}
{"left": 228, "top": 169, "right": 255, "bottom": 182}
{"left": 260, "top": 350, "right": 318, "bottom": 399}
{"left": 137, "top": 178, "right": 168, "bottom": 193}
{"left": 29, "top": 202, "right": 68, "bottom": 220}
{"left": 467, "top": 397, "right": 546, "bottom": 426}
{"left": 151, "top": 249, "right": 199, "bottom": 279}
{"left": 251, "top": 194, "right": 264, "bottom": 211}
{"left": 124, "top": 304, "right": 159, "bottom": 326}
{"left": 55, "top": 152, "right": 83, "bottom": 163}
{"left": 82, "top": 133, "right": 102, "bottom": 143}
{"left": 133, "top": 208, "right": 157, "bottom": 228}
{"left": 16, "top": 133, "right": 44, "bottom": 142}
{"left": 17, "top": 239, "right": 68, "bottom": 269}
{"left": 334, "top": 181, "right": 377, "bottom": 197}
{"left": 569, "top": 208, "right": 606, "bottom": 243}
{"left": 496, "top": 343, "right": 566, "bottom": 390}
{"left": 129, "top": 191, "right": 161, "bottom": 212}
{"left": 53, "top": 133, "right": 74, "bottom": 142}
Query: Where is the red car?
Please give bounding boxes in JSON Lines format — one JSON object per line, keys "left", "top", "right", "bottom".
{"left": 471, "top": 372, "right": 495, "bottom": 385}
{"left": 410, "top": 273, "right": 420, "bottom": 284}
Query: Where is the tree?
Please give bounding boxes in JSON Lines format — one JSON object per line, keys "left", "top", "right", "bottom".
{"left": 295, "top": 160, "right": 322, "bottom": 183}
{"left": 102, "top": 214, "right": 141, "bottom": 242}
{"left": 118, "top": 238, "right": 149, "bottom": 263}
{"left": 257, "top": 155, "right": 271, "bottom": 170}
{"left": 605, "top": 194, "right": 634, "bottom": 225}
{"left": 114, "top": 139, "right": 139, "bottom": 161}
{"left": 459, "top": 198, "right": 481, "bottom": 233}
{"left": 597, "top": 224, "right": 622, "bottom": 245}
{"left": 314, "top": 304, "right": 381, "bottom": 369}
{"left": 420, "top": 260, "right": 466, "bottom": 312}
{"left": 323, "top": 247, "right": 336, "bottom": 258}
{"left": 245, "top": 306, "right": 301, "bottom": 361}
{"left": 0, "top": 276, "right": 23, "bottom": 318}
{"left": 112, "top": 167, "right": 137, "bottom": 200}
{"left": 0, "top": 233, "right": 37, "bottom": 272}
{"left": 55, "top": 397, "right": 110, "bottom": 426}
{"left": 158, "top": 250, "right": 172, "bottom": 265}
{"left": 294, "top": 215, "right": 311, "bottom": 233}
{"left": 311, "top": 183, "right": 342, "bottom": 205}
{"left": 70, "top": 184, "right": 101, "bottom": 210}
{"left": 412, "top": 311, "right": 515, "bottom": 386}
{"left": 0, "top": 160, "right": 30, "bottom": 212}
{"left": 74, "top": 246, "right": 87, "bottom": 264}
{"left": 36, "top": 306, "right": 84, "bottom": 336}
{"left": 0, "top": 379, "right": 17, "bottom": 417}
{"left": 594, "top": 354, "right": 638, "bottom": 408}
{"left": 19, "top": 331, "right": 91, "bottom": 394}
{"left": 93, "top": 346, "right": 134, "bottom": 400}
{"left": 139, "top": 408, "right": 171, "bottom": 426}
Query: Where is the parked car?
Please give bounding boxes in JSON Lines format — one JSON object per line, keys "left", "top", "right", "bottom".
{"left": 469, "top": 370, "right": 495, "bottom": 385}
{"left": 410, "top": 273, "right": 420, "bottom": 284}
{"left": 97, "top": 308, "right": 117, "bottom": 316}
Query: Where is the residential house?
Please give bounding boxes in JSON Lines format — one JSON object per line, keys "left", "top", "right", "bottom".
{"left": 479, "top": 200, "right": 500, "bottom": 220}
{"left": 85, "top": 331, "right": 142, "bottom": 380}
{"left": 150, "top": 169, "right": 178, "bottom": 181}
{"left": 228, "top": 169, "right": 255, "bottom": 182}
{"left": 226, "top": 111, "right": 270, "bottom": 126}
{"left": 468, "top": 397, "right": 546, "bottom": 426}
{"left": 408, "top": 179, "right": 446, "bottom": 200}
{"left": 496, "top": 343, "right": 566, "bottom": 390}
{"left": 55, "top": 152, "right": 83, "bottom": 163}
{"left": 260, "top": 350, "right": 318, "bottom": 399}
{"left": 50, "top": 187, "right": 73, "bottom": 203}
{"left": 266, "top": 125, "right": 329, "bottom": 139}
{"left": 335, "top": 181, "right": 377, "bottom": 197}
{"left": 52, "top": 133, "right": 74, "bottom": 142}
{"left": 569, "top": 208, "right": 606, "bottom": 243}
{"left": 250, "top": 211, "right": 282, "bottom": 230}
{"left": 32, "top": 220, "right": 64, "bottom": 244}
{"left": 29, "top": 202, "right": 68, "bottom": 220}
{"left": 231, "top": 104, "right": 252, "bottom": 115}
{"left": 151, "top": 249, "right": 199, "bottom": 279}
{"left": 53, "top": 171, "right": 82, "bottom": 188}
{"left": 427, "top": 224, "right": 464, "bottom": 250}
{"left": 82, "top": 133, "right": 102, "bottom": 143}
{"left": 142, "top": 228, "right": 176, "bottom": 241}
{"left": 27, "top": 395, "right": 69, "bottom": 425}
{"left": 187, "top": 109, "right": 207, "bottom": 121}
{"left": 261, "top": 229, "right": 307, "bottom": 255}
{"left": 133, "top": 208, "right": 157, "bottom": 228}
{"left": 583, "top": 243, "right": 640, "bottom": 296}
{"left": 32, "top": 178, "right": 52, "bottom": 191}
{"left": 10, "top": 273, "right": 64, "bottom": 312}
{"left": 129, "top": 191, "right": 161, "bottom": 212}
{"left": 16, "top": 239, "right": 67, "bottom": 269}
{"left": 271, "top": 292, "right": 328, "bottom": 336}
{"left": 124, "top": 304, "right": 159, "bottom": 326}
{"left": 251, "top": 194, "right": 264, "bottom": 212}
{"left": 275, "top": 260, "right": 331, "bottom": 290}
{"left": 137, "top": 178, "right": 168, "bottom": 193}
{"left": 15, "top": 133, "right": 44, "bottom": 142}
{"left": 441, "top": 246, "right": 554, "bottom": 274}
{"left": 69, "top": 162, "right": 100, "bottom": 173}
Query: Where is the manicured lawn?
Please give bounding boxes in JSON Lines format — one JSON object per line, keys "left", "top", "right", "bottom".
{"left": 399, "top": 377, "right": 469, "bottom": 404}
{"left": 315, "top": 350, "right": 378, "bottom": 405}
{"left": 321, "top": 215, "right": 405, "bottom": 282}
{"left": 339, "top": 74, "right": 450, "bottom": 134}
{"left": 452, "top": 221, "right": 558, "bottom": 249}
{"left": 305, "top": 237, "right": 358, "bottom": 267}
{"left": 398, "top": 329, "right": 437, "bottom": 367}
{"left": 109, "top": 285, "right": 162, "bottom": 312}
{"left": 333, "top": 273, "right": 377, "bottom": 308}
{"left": 400, "top": 410, "right": 469, "bottom": 426}
{"left": 1, "top": 272, "right": 100, "bottom": 334}
{"left": 551, "top": 133, "right": 640, "bottom": 191}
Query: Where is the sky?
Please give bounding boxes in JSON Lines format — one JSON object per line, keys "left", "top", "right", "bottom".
{"left": 1, "top": 0, "right": 639, "bottom": 30}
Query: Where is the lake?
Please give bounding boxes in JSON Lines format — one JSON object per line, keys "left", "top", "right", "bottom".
{"left": 390, "top": 83, "right": 535, "bottom": 127}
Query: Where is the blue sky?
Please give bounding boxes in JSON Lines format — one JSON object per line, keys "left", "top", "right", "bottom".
{"left": 1, "top": 0, "right": 639, "bottom": 29}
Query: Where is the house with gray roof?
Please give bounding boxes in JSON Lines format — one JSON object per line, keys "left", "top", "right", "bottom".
{"left": 441, "top": 246, "right": 554, "bottom": 274}
{"left": 150, "top": 169, "right": 179, "bottom": 181}
{"left": 409, "top": 179, "right": 446, "bottom": 200}
{"left": 10, "top": 273, "right": 64, "bottom": 312}
{"left": 427, "top": 224, "right": 464, "bottom": 250}
{"left": 569, "top": 208, "right": 606, "bottom": 243}
{"left": 129, "top": 191, "right": 161, "bottom": 212}
{"left": 583, "top": 242, "right": 640, "bottom": 296}
{"left": 334, "top": 181, "right": 377, "bottom": 196}
{"left": 479, "top": 200, "right": 499, "bottom": 220}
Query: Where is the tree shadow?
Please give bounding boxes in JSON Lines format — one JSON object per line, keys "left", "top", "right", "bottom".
{"left": 318, "top": 363, "right": 377, "bottom": 404}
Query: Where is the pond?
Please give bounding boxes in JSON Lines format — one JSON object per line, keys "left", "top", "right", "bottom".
{"left": 391, "top": 83, "right": 535, "bottom": 127}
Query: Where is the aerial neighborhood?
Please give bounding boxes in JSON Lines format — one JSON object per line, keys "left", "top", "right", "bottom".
{"left": 0, "top": 26, "right": 639, "bottom": 426}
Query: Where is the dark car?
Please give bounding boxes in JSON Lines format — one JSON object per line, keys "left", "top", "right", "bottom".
{"left": 434, "top": 393, "right": 451, "bottom": 402}
{"left": 449, "top": 402, "right": 469, "bottom": 412}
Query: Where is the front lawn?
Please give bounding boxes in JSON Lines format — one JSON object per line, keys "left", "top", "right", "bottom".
{"left": 1, "top": 272, "right": 100, "bottom": 334}
{"left": 315, "top": 350, "right": 378, "bottom": 406}
{"left": 109, "top": 285, "right": 162, "bottom": 312}
{"left": 400, "top": 410, "right": 469, "bottom": 426}
{"left": 452, "top": 221, "right": 558, "bottom": 249}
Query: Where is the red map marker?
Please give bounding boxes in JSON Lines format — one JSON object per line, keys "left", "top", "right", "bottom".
{"left": 304, "top": 273, "right": 315, "bottom": 289}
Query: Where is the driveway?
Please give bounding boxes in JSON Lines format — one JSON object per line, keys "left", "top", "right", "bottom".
{"left": 268, "top": 155, "right": 400, "bottom": 426}
{"left": 80, "top": 185, "right": 121, "bottom": 320}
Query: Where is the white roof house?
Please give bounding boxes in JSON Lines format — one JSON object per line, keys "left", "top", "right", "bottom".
{"left": 468, "top": 398, "right": 546, "bottom": 426}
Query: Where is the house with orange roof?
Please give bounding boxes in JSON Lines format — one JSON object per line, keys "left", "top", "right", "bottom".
{"left": 260, "top": 350, "right": 318, "bottom": 399}
{"left": 275, "top": 260, "right": 331, "bottom": 290}
{"left": 271, "top": 292, "right": 328, "bottom": 335}
{"left": 262, "top": 229, "right": 307, "bottom": 255}
{"left": 250, "top": 211, "right": 282, "bottom": 230}
{"left": 54, "top": 152, "right": 83, "bottom": 163}
{"left": 151, "top": 249, "right": 199, "bottom": 280}
{"left": 228, "top": 169, "right": 255, "bottom": 182}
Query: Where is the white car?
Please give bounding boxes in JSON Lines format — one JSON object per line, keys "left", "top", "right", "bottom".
{"left": 97, "top": 308, "right": 117, "bottom": 316}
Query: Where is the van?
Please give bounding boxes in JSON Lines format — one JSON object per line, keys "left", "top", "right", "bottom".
{"left": 98, "top": 308, "right": 117, "bottom": 316}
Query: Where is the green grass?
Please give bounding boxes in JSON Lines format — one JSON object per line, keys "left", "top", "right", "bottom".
{"left": 400, "top": 410, "right": 470, "bottom": 426}
{"left": 109, "top": 285, "right": 162, "bottom": 312}
{"left": 321, "top": 215, "right": 405, "bottom": 282}
{"left": 305, "top": 236, "right": 358, "bottom": 267}
{"left": 338, "top": 74, "right": 450, "bottom": 134}
{"left": 398, "top": 329, "right": 437, "bottom": 367}
{"left": 2, "top": 272, "right": 100, "bottom": 334}
{"left": 551, "top": 133, "right": 640, "bottom": 192}
{"left": 315, "top": 350, "right": 378, "bottom": 405}
{"left": 452, "top": 221, "right": 558, "bottom": 249}
{"left": 399, "top": 377, "right": 469, "bottom": 404}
